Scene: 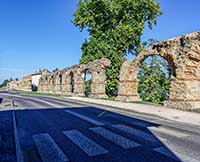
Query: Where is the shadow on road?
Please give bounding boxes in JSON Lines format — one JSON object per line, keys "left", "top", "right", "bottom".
{"left": 0, "top": 106, "right": 181, "bottom": 162}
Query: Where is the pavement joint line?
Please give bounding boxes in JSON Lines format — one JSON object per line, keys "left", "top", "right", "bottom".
{"left": 64, "top": 110, "right": 104, "bottom": 126}
{"left": 12, "top": 110, "right": 24, "bottom": 162}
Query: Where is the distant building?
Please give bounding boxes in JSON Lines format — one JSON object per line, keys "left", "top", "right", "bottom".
{"left": 31, "top": 69, "right": 50, "bottom": 91}
{"left": 31, "top": 72, "right": 42, "bottom": 91}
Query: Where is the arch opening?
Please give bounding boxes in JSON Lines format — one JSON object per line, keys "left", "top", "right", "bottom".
{"left": 59, "top": 74, "right": 62, "bottom": 84}
{"left": 51, "top": 76, "right": 55, "bottom": 85}
{"left": 137, "top": 54, "right": 176, "bottom": 104}
{"left": 81, "top": 69, "right": 92, "bottom": 97}
{"left": 70, "top": 72, "right": 75, "bottom": 93}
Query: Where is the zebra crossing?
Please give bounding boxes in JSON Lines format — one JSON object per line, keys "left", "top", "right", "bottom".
{"left": 30, "top": 124, "right": 184, "bottom": 162}
{"left": 18, "top": 109, "right": 196, "bottom": 162}
{"left": 31, "top": 127, "right": 155, "bottom": 161}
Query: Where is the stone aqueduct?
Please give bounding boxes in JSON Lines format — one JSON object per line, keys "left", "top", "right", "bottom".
{"left": 10, "top": 32, "right": 200, "bottom": 110}
{"left": 38, "top": 58, "right": 111, "bottom": 98}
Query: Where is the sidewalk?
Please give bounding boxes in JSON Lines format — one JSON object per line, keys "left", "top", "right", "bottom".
{"left": 66, "top": 97, "right": 200, "bottom": 126}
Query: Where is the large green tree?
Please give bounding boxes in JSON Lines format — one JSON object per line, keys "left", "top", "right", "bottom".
{"left": 73, "top": 0, "right": 161, "bottom": 96}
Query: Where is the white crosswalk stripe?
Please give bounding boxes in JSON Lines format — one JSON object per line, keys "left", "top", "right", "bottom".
{"left": 90, "top": 127, "right": 140, "bottom": 149}
{"left": 154, "top": 147, "right": 199, "bottom": 162}
{"left": 33, "top": 134, "right": 69, "bottom": 162}
{"left": 63, "top": 130, "right": 108, "bottom": 157}
{"left": 64, "top": 110, "right": 104, "bottom": 126}
{"left": 113, "top": 124, "right": 159, "bottom": 143}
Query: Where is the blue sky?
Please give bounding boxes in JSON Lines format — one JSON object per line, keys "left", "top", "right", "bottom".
{"left": 0, "top": 0, "right": 200, "bottom": 83}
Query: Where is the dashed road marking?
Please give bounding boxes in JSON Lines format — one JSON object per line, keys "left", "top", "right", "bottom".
{"left": 33, "top": 134, "right": 69, "bottom": 162}
{"left": 113, "top": 124, "right": 160, "bottom": 143}
{"left": 90, "top": 127, "right": 140, "bottom": 149}
{"left": 63, "top": 130, "right": 108, "bottom": 157}
{"left": 65, "top": 110, "right": 104, "bottom": 126}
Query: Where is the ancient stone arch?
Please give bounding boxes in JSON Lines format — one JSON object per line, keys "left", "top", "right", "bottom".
{"left": 68, "top": 58, "right": 111, "bottom": 97}
{"left": 60, "top": 69, "right": 74, "bottom": 96}
{"left": 38, "top": 70, "right": 51, "bottom": 93}
{"left": 37, "top": 58, "right": 111, "bottom": 98}
{"left": 14, "top": 75, "right": 32, "bottom": 92}
{"left": 88, "top": 59, "right": 111, "bottom": 98}
{"left": 117, "top": 32, "right": 200, "bottom": 110}
{"left": 54, "top": 71, "right": 63, "bottom": 94}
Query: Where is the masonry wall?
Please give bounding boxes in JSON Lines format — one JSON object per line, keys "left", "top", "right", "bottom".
{"left": 9, "top": 32, "right": 200, "bottom": 110}
{"left": 117, "top": 32, "right": 200, "bottom": 110}
{"left": 38, "top": 58, "right": 111, "bottom": 98}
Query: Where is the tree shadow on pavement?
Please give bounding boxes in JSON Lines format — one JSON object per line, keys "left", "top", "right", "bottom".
{"left": 0, "top": 106, "right": 182, "bottom": 162}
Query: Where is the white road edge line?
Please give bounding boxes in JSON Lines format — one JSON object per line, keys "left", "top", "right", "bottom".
{"left": 12, "top": 95, "right": 60, "bottom": 108}
{"left": 65, "top": 110, "right": 104, "bottom": 126}
{"left": 12, "top": 110, "right": 24, "bottom": 162}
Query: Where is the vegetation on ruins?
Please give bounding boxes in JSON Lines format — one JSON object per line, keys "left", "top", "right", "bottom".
{"left": 137, "top": 39, "right": 170, "bottom": 103}
{"left": 73, "top": 0, "right": 162, "bottom": 97}
{"left": 138, "top": 55, "right": 170, "bottom": 103}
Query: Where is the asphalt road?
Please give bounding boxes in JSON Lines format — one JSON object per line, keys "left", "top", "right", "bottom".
{"left": 0, "top": 93, "right": 200, "bottom": 162}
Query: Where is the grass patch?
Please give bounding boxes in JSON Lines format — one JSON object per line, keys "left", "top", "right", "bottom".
{"left": 130, "top": 100, "right": 163, "bottom": 106}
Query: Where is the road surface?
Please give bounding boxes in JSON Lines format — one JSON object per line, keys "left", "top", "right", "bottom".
{"left": 0, "top": 93, "right": 200, "bottom": 162}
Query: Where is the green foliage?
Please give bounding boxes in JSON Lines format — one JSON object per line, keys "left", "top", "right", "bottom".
{"left": 73, "top": 0, "right": 161, "bottom": 96}
{"left": 52, "top": 68, "right": 59, "bottom": 72}
{"left": 0, "top": 78, "right": 12, "bottom": 88}
{"left": 138, "top": 55, "right": 170, "bottom": 103}
{"left": 85, "top": 80, "right": 92, "bottom": 96}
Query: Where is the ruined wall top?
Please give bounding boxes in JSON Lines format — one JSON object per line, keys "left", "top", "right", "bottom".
{"left": 38, "top": 58, "right": 111, "bottom": 85}
{"left": 127, "top": 31, "right": 200, "bottom": 79}
{"left": 137, "top": 31, "right": 200, "bottom": 63}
